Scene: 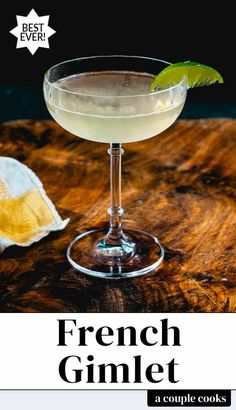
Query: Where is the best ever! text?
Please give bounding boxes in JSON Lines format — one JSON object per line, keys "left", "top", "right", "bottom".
{"left": 20, "top": 23, "right": 45, "bottom": 41}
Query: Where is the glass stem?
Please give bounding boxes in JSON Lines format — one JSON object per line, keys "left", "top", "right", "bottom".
{"left": 106, "top": 143, "right": 124, "bottom": 242}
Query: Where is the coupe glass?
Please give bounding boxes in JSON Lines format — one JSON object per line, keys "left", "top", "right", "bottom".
{"left": 44, "top": 55, "right": 187, "bottom": 279}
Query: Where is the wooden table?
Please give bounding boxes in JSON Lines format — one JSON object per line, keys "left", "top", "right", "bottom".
{"left": 0, "top": 119, "right": 235, "bottom": 312}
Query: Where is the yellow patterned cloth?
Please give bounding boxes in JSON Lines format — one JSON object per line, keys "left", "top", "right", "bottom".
{"left": 0, "top": 157, "right": 69, "bottom": 253}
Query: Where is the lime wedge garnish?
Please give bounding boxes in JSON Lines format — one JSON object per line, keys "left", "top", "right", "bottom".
{"left": 150, "top": 61, "right": 224, "bottom": 92}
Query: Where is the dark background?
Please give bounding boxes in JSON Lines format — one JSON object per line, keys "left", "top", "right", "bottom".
{"left": 0, "top": 2, "right": 235, "bottom": 121}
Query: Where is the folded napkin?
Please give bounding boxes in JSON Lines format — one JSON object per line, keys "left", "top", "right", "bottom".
{"left": 0, "top": 157, "right": 69, "bottom": 253}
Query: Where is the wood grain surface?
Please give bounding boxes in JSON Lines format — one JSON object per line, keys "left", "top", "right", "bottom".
{"left": 0, "top": 119, "right": 235, "bottom": 312}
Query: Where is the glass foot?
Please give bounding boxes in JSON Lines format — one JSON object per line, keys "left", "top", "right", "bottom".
{"left": 67, "top": 228, "right": 164, "bottom": 279}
